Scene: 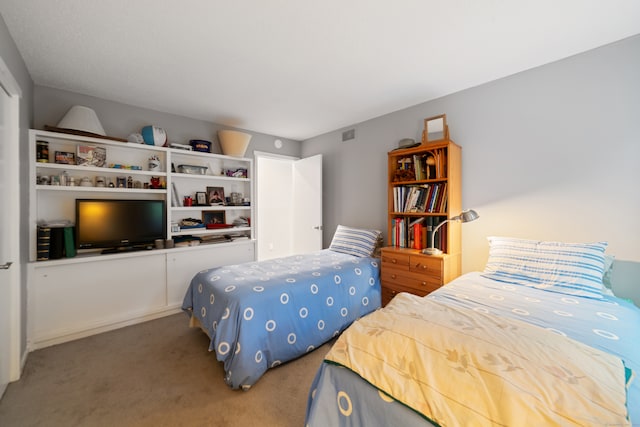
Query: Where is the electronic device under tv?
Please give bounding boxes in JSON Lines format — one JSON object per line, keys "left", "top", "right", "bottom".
{"left": 75, "top": 199, "right": 166, "bottom": 254}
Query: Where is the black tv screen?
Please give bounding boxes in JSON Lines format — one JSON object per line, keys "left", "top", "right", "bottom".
{"left": 75, "top": 199, "right": 166, "bottom": 250}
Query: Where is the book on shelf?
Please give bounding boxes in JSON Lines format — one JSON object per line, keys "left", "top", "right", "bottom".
{"left": 424, "top": 216, "right": 448, "bottom": 252}
{"left": 392, "top": 217, "right": 409, "bottom": 248}
{"left": 412, "top": 222, "right": 423, "bottom": 250}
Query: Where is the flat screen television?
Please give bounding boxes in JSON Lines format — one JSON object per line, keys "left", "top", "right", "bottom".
{"left": 75, "top": 199, "right": 166, "bottom": 253}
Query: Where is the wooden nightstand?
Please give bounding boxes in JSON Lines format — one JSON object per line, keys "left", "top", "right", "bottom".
{"left": 380, "top": 247, "right": 460, "bottom": 306}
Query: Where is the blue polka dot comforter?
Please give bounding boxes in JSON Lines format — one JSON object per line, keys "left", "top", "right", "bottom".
{"left": 305, "top": 272, "right": 640, "bottom": 426}
{"left": 181, "top": 249, "right": 381, "bottom": 389}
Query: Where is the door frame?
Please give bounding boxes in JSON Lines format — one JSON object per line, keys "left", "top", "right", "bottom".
{"left": 0, "top": 54, "right": 23, "bottom": 394}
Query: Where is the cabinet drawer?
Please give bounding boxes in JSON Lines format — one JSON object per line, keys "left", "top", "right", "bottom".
{"left": 381, "top": 269, "right": 442, "bottom": 293}
{"left": 381, "top": 283, "right": 431, "bottom": 306}
{"left": 381, "top": 251, "right": 411, "bottom": 270}
{"left": 409, "top": 255, "right": 442, "bottom": 276}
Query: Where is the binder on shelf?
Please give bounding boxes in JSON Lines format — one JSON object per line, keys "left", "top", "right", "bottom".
{"left": 37, "top": 226, "right": 51, "bottom": 261}
{"left": 49, "top": 227, "right": 65, "bottom": 259}
{"left": 64, "top": 226, "right": 76, "bottom": 258}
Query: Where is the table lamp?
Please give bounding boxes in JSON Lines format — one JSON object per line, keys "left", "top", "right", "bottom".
{"left": 422, "top": 209, "right": 479, "bottom": 255}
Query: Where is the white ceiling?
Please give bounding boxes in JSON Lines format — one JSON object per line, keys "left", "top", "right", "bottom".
{"left": 2, "top": 1, "right": 640, "bottom": 141}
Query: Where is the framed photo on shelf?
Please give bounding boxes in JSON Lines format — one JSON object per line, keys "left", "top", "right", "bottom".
{"left": 202, "top": 210, "right": 226, "bottom": 225}
{"left": 206, "top": 186, "right": 225, "bottom": 205}
{"left": 76, "top": 145, "right": 106, "bottom": 167}
{"left": 195, "top": 192, "right": 207, "bottom": 206}
{"left": 54, "top": 151, "right": 76, "bottom": 165}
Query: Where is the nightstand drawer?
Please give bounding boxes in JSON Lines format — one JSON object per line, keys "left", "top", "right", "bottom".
{"left": 381, "top": 269, "right": 442, "bottom": 292}
{"left": 381, "top": 251, "right": 411, "bottom": 270}
{"left": 381, "top": 283, "right": 432, "bottom": 306}
{"left": 409, "top": 255, "right": 442, "bottom": 276}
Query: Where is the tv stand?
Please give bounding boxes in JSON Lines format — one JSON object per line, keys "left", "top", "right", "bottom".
{"left": 101, "top": 245, "right": 153, "bottom": 255}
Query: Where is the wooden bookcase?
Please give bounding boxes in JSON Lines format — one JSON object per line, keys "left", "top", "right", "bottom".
{"left": 381, "top": 140, "right": 462, "bottom": 305}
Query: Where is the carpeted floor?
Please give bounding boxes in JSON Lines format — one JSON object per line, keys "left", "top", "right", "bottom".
{"left": 0, "top": 313, "right": 333, "bottom": 427}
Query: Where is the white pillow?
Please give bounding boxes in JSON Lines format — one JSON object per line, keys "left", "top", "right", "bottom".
{"left": 329, "top": 225, "right": 382, "bottom": 258}
{"left": 482, "top": 236, "right": 608, "bottom": 299}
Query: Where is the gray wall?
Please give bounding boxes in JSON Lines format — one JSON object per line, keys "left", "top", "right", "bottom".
{"left": 34, "top": 86, "right": 302, "bottom": 158}
{"left": 0, "top": 13, "right": 34, "bottom": 364}
{"left": 302, "top": 35, "right": 640, "bottom": 304}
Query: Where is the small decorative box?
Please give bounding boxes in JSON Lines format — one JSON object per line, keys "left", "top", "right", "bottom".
{"left": 189, "top": 139, "right": 212, "bottom": 153}
{"left": 177, "top": 164, "right": 208, "bottom": 175}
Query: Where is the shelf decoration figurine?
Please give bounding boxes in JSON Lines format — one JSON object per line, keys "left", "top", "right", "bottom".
{"left": 148, "top": 155, "right": 161, "bottom": 172}
{"left": 422, "top": 209, "right": 479, "bottom": 255}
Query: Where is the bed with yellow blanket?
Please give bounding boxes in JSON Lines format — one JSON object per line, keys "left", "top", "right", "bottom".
{"left": 305, "top": 238, "right": 640, "bottom": 426}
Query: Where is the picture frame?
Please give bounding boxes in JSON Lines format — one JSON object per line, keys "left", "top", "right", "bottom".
{"left": 195, "top": 191, "right": 207, "bottom": 206}
{"left": 76, "top": 145, "right": 107, "bottom": 167}
{"left": 54, "top": 151, "right": 76, "bottom": 165}
{"left": 206, "top": 186, "right": 226, "bottom": 205}
{"left": 202, "top": 210, "right": 226, "bottom": 225}
{"left": 421, "top": 114, "right": 449, "bottom": 144}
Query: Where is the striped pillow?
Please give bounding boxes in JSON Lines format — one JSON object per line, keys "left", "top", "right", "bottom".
{"left": 329, "top": 225, "right": 382, "bottom": 258}
{"left": 482, "top": 236, "right": 608, "bottom": 299}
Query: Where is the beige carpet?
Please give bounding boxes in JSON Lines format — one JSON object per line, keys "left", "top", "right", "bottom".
{"left": 0, "top": 313, "right": 333, "bottom": 427}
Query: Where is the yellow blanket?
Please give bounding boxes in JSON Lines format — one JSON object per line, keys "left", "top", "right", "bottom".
{"left": 326, "top": 292, "right": 631, "bottom": 427}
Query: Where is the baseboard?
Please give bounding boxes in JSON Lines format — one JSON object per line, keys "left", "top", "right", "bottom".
{"left": 27, "top": 305, "right": 183, "bottom": 351}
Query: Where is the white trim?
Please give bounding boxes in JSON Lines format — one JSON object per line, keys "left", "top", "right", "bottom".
{"left": 253, "top": 150, "right": 299, "bottom": 160}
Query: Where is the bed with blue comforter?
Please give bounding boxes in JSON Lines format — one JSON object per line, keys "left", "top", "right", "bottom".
{"left": 306, "top": 237, "right": 640, "bottom": 426}
{"left": 182, "top": 249, "right": 381, "bottom": 390}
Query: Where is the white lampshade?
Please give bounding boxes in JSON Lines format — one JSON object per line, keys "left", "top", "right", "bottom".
{"left": 218, "top": 130, "right": 252, "bottom": 157}
{"left": 57, "top": 105, "right": 106, "bottom": 136}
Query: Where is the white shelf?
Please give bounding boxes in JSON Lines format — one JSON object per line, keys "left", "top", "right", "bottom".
{"left": 36, "top": 185, "right": 167, "bottom": 194}
{"left": 171, "top": 172, "right": 248, "bottom": 182}
{"left": 172, "top": 226, "right": 251, "bottom": 236}
{"left": 171, "top": 205, "right": 250, "bottom": 211}
{"left": 36, "top": 161, "right": 168, "bottom": 177}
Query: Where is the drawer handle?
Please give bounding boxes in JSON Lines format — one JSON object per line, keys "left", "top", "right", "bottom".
{"left": 391, "top": 259, "right": 397, "bottom": 264}
{"left": 421, "top": 281, "right": 427, "bottom": 286}
{"left": 391, "top": 274, "right": 397, "bottom": 279}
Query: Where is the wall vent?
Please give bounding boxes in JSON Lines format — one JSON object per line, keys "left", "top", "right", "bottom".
{"left": 342, "top": 129, "right": 356, "bottom": 142}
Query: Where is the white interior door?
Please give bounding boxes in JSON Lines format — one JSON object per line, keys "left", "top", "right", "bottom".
{"left": 0, "top": 59, "right": 21, "bottom": 398}
{"left": 256, "top": 153, "right": 322, "bottom": 260}
{"left": 292, "top": 154, "right": 322, "bottom": 254}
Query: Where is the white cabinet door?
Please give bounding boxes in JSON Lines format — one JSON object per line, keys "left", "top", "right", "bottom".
{"left": 29, "top": 254, "right": 166, "bottom": 349}
{"left": 166, "top": 241, "right": 255, "bottom": 307}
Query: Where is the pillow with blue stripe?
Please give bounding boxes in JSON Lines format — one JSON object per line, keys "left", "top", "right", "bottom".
{"left": 482, "top": 236, "right": 608, "bottom": 299}
{"left": 329, "top": 225, "right": 382, "bottom": 258}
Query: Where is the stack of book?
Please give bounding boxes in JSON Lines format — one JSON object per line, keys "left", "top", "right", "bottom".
{"left": 391, "top": 216, "right": 448, "bottom": 252}
{"left": 393, "top": 183, "right": 448, "bottom": 213}
{"left": 37, "top": 221, "right": 76, "bottom": 260}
